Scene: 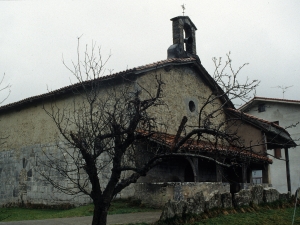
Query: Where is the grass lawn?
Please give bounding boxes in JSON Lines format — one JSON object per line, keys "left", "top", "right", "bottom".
{"left": 155, "top": 205, "right": 300, "bottom": 225}
{"left": 192, "top": 207, "right": 300, "bottom": 225}
{"left": 1, "top": 200, "right": 299, "bottom": 225}
{"left": 0, "top": 199, "right": 158, "bottom": 222}
{"left": 126, "top": 206, "right": 300, "bottom": 225}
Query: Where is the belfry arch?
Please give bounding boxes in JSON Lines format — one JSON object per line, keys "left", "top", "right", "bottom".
{"left": 167, "top": 16, "right": 197, "bottom": 59}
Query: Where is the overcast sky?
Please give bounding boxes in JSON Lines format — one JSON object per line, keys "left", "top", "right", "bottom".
{"left": 1, "top": 1, "right": 300, "bottom": 106}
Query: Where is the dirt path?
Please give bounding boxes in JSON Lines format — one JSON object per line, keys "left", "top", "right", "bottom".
{"left": 0, "top": 211, "right": 162, "bottom": 225}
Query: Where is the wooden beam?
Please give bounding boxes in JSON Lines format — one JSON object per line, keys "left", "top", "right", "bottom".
{"left": 241, "top": 163, "right": 247, "bottom": 189}
{"left": 284, "top": 148, "right": 291, "bottom": 193}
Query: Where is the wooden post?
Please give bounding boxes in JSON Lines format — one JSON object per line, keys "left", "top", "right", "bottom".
{"left": 216, "top": 163, "right": 223, "bottom": 182}
{"left": 262, "top": 164, "right": 269, "bottom": 183}
{"left": 284, "top": 148, "right": 291, "bottom": 193}
{"left": 192, "top": 158, "right": 199, "bottom": 182}
{"left": 241, "top": 163, "right": 247, "bottom": 189}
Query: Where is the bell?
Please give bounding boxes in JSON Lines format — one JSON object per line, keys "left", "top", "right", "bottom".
{"left": 184, "top": 36, "right": 193, "bottom": 44}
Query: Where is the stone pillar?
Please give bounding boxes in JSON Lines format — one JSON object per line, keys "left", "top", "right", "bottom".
{"left": 172, "top": 19, "right": 184, "bottom": 47}
{"left": 191, "top": 29, "right": 196, "bottom": 55}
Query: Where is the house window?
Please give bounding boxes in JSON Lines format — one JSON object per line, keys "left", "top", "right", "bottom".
{"left": 274, "top": 148, "right": 282, "bottom": 159}
{"left": 258, "top": 104, "right": 266, "bottom": 112}
{"left": 252, "top": 170, "right": 262, "bottom": 184}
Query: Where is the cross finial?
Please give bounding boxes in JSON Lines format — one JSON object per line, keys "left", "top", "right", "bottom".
{"left": 181, "top": 4, "right": 185, "bottom": 16}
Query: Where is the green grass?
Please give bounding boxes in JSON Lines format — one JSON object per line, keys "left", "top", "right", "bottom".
{"left": 193, "top": 207, "right": 300, "bottom": 225}
{"left": 0, "top": 199, "right": 158, "bottom": 222}
{"left": 156, "top": 205, "right": 300, "bottom": 225}
{"left": 1, "top": 200, "right": 299, "bottom": 225}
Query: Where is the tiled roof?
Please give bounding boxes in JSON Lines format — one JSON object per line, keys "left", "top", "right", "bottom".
{"left": 252, "top": 97, "right": 300, "bottom": 103}
{"left": 226, "top": 108, "right": 296, "bottom": 147}
{"left": 144, "top": 131, "right": 272, "bottom": 164}
{"left": 226, "top": 108, "right": 288, "bottom": 134}
{"left": 0, "top": 57, "right": 197, "bottom": 112}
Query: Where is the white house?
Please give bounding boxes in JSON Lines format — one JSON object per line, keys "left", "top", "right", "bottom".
{"left": 240, "top": 97, "right": 300, "bottom": 194}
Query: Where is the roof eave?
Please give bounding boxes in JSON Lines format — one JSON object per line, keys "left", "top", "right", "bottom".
{"left": 226, "top": 108, "right": 297, "bottom": 148}
{"left": 240, "top": 97, "right": 300, "bottom": 111}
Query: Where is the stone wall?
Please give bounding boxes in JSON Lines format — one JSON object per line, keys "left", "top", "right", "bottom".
{"left": 160, "top": 185, "right": 291, "bottom": 221}
{"left": 0, "top": 143, "right": 136, "bottom": 207}
{"left": 0, "top": 146, "right": 93, "bottom": 206}
{"left": 133, "top": 182, "right": 230, "bottom": 208}
{"left": 137, "top": 67, "right": 226, "bottom": 135}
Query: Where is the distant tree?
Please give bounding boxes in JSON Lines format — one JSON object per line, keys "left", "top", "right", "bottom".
{"left": 0, "top": 73, "right": 10, "bottom": 105}
{"left": 0, "top": 73, "right": 10, "bottom": 145}
{"left": 41, "top": 40, "right": 262, "bottom": 225}
{"left": 0, "top": 73, "right": 11, "bottom": 220}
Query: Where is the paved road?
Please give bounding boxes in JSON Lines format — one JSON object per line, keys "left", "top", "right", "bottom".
{"left": 0, "top": 211, "right": 161, "bottom": 225}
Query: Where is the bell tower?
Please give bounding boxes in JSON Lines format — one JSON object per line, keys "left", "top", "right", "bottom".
{"left": 167, "top": 16, "right": 198, "bottom": 60}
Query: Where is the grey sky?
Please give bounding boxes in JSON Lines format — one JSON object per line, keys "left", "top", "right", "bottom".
{"left": 1, "top": 1, "right": 300, "bottom": 106}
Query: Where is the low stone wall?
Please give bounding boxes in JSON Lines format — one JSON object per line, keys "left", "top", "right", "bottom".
{"left": 242, "top": 183, "right": 271, "bottom": 190}
{"left": 115, "top": 184, "right": 136, "bottom": 199}
{"left": 133, "top": 182, "right": 230, "bottom": 208}
{"left": 160, "top": 185, "right": 291, "bottom": 220}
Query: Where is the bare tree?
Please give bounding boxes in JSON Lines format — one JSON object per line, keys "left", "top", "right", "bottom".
{"left": 40, "top": 42, "right": 270, "bottom": 225}
{"left": 0, "top": 73, "right": 11, "bottom": 145}
{"left": 0, "top": 73, "right": 11, "bottom": 105}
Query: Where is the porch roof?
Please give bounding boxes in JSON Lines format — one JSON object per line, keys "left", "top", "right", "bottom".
{"left": 143, "top": 131, "right": 272, "bottom": 164}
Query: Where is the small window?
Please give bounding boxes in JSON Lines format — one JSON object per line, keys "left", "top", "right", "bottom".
{"left": 252, "top": 170, "right": 262, "bottom": 184}
{"left": 274, "top": 148, "right": 282, "bottom": 159}
{"left": 258, "top": 104, "right": 266, "bottom": 112}
{"left": 189, "top": 101, "right": 196, "bottom": 112}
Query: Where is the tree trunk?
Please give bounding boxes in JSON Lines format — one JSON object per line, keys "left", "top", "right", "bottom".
{"left": 92, "top": 202, "right": 109, "bottom": 225}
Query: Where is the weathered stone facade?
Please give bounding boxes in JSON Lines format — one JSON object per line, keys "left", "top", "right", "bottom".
{"left": 137, "top": 67, "right": 226, "bottom": 135}
{"left": 0, "top": 145, "right": 91, "bottom": 206}
{"left": 0, "top": 65, "right": 227, "bottom": 206}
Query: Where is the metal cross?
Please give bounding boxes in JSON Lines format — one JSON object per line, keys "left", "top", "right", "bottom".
{"left": 181, "top": 4, "right": 185, "bottom": 16}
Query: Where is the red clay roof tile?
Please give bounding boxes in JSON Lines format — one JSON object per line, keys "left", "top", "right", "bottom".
{"left": 142, "top": 131, "right": 272, "bottom": 164}
{"left": 0, "top": 57, "right": 197, "bottom": 112}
